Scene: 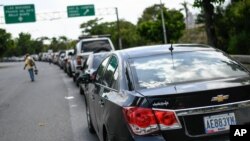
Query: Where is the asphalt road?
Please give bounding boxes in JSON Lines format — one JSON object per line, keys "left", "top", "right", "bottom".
{"left": 0, "top": 62, "right": 250, "bottom": 141}
{"left": 0, "top": 62, "right": 99, "bottom": 141}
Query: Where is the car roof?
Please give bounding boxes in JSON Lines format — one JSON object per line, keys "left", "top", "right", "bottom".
{"left": 65, "top": 49, "right": 73, "bottom": 53}
{"left": 117, "top": 44, "right": 217, "bottom": 59}
{"left": 79, "top": 37, "right": 110, "bottom": 42}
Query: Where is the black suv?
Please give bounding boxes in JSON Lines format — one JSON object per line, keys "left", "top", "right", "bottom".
{"left": 82, "top": 44, "right": 250, "bottom": 141}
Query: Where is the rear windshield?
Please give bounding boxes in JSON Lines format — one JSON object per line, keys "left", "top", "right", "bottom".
{"left": 129, "top": 51, "right": 249, "bottom": 89}
{"left": 81, "top": 40, "right": 112, "bottom": 52}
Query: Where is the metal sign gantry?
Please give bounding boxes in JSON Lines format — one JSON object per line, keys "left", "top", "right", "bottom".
{"left": 0, "top": 7, "right": 116, "bottom": 24}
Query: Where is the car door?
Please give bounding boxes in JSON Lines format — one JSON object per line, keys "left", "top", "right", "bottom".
{"left": 94, "top": 55, "right": 119, "bottom": 135}
{"left": 88, "top": 56, "right": 111, "bottom": 132}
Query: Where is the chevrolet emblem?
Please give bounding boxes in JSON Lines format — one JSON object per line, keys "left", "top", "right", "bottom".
{"left": 211, "top": 95, "right": 229, "bottom": 102}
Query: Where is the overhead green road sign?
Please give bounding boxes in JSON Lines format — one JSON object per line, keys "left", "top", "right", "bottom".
{"left": 67, "top": 5, "right": 95, "bottom": 18}
{"left": 4, "top": 4, "right": 36, "bottom": 24}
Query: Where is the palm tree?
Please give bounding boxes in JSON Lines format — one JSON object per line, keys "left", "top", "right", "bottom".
{"left": 180, "top": 1, "right": 189, "bottom": 29}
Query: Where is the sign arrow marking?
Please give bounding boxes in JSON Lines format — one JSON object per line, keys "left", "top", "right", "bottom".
{"left": 83, "top": 9, "right": 89, "bottom": 15}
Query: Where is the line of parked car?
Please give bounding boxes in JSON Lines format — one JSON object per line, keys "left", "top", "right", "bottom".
{"left": 46, "top": 36, "right": 250, "bottom": 141}
{"left": 41, "top": 36, "right": 115, "bottom": 87}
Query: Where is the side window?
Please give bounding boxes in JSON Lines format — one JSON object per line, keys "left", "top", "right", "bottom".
{"left": 74, "top": 47, "right": 77, "bottom": 55}
{"left": 102, "top": 56, "right": 119, "bottom": 89}
{"left": 96, "top": 56, "right": 110, "bottom": 83}
{"left": 82, "top": 58, "right": 89, "bottom": 71}
{"left": 125, "top": 67, "right": 133, "bottom": 91}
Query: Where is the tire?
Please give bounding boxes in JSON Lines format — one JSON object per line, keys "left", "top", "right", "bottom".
{"left": 104, "top": 128, "right": 110, "bottom": 141}
{"left": 80, "top": 87, "right": 84, "bottom": 95}
{"left": 86, "top": 104, "right": 95, "bottom": 134}
{"left": 64, "top": 66, "right": 67, "bottom": 73}
{"left": 67, "top": 67, "right": 72, "bottom": 77}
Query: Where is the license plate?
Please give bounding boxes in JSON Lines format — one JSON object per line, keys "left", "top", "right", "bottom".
{"left": 204, "top": 113, "right": 236, "bottom": 134}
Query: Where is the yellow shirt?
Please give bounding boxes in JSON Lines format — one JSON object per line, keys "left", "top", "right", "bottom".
{"left": 25, "top": 56, "right": 35, "bottom": 69}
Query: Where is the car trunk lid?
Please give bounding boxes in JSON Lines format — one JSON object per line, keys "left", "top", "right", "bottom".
{"left": 138, "top": 76, "right": 250, "bottom": 109}
{"left": 137, "top": 76, "right": 250, "bottom": 138}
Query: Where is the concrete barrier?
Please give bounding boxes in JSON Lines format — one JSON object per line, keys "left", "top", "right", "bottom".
{"left": 231, "top": 55, "right": 250, "bottom": 64}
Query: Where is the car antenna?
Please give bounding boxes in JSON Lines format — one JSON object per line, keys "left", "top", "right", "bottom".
{"left": 169, "top": 43, "right": 177, "bottom": 92}
{"left": 169, "top": 43, "right": 175, "bottom": 68}
{"left": 169, "top": 43, "right": 174, "bottom": 54}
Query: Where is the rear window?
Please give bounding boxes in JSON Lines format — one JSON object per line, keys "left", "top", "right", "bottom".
{"left": 130, "top": 51, "right": 249, "bottom": 89}
{"left": 81, "top": 40, "right": 112, "bottom": 52}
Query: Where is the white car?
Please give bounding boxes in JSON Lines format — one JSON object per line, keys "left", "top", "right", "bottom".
{"left": 71, "top": 36, "right": 115, "bottom": 86}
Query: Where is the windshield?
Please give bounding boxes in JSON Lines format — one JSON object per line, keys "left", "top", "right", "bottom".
{"left": 92, "top": 54, "right": 108, "bottom": 69}
{"left": 81, "top": 40, "right": 112, "bottom": 53}
{"left": 130, "top": 51, "right": 249, "bottom": 89}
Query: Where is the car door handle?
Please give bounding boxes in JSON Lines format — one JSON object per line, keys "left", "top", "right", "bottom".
{"left": 98, "top": 100, "right": 105, "bottom": 107}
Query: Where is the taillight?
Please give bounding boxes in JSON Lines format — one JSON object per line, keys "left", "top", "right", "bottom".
{"left": 154, "top": 110, "right": 181, "bottom": 130}
{"left": 123, "top": 107, "right": 159, "bottom": 135}
{"left": 123, "top": 107, "right": 181, "bottom": 135}
{"left": 77, "top": 56, "right": 81, "bottom": 65}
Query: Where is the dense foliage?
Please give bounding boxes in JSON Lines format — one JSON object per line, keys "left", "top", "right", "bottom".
{"left": 137, "top": 5, "right": 185, "bottom": 44}
{"left": 0, "top": 29, "right": 13, "bottom": 57}
{"left": 0, "top": 31, "right": 76, "bottom": 57}
{"left": 194, "top": 0, "right": 250, "bottom": 54}
{"left": 80, "top": 18, "right": 144, "bottom": 49}
{"left": 80, "top": 5, "right": 185, "bottom": 48}
{"left": 215, "top": 0, "right": 250, "bottom": 54}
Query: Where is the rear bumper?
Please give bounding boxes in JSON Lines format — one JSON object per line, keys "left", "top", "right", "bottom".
{"left": 109, "top": 133, "right": 166, "bottom": 141}
{"left": 158, "top": 129, "right": 229, "bottom": 141}
{"left": 120, "top": 133, "right": 229, "bottom": 141}
{"left": 132, "top": 135, "right": 166, "bottom": 141}
{"left": 149, "top": 100, "right": 250, "bottom": 141}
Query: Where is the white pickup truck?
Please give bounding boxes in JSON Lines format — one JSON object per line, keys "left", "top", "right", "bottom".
{"left": 70, "top": 36, "right": 115, "bottom": 86}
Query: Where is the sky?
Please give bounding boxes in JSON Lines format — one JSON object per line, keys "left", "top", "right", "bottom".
{"left": 0, "top": 0, "right": 197, "bottom": 40}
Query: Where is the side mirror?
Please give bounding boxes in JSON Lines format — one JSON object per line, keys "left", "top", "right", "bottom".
{"left": 78, "top": 73, "right": 90, "bottom": 84}
{"left": 68, "top": 52, "right": 73, "bottom": 56}
{"left": 89, "top": 69, "right": 97, "bottom": 81}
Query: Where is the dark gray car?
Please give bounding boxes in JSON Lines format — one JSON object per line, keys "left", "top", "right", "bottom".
{"left": 81, "top": 44, "right": 250, "bottom": 141}
{"left": 78, "top": 52, "right": 111, "bottom": 96}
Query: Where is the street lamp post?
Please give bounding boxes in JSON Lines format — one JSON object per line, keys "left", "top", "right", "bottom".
{"left": 115, "top": 7, "right": 122, "bottom": 50}
{"left": 0, "top": 4, "right": 4, "bottom": 24}
{"left": 160, "top": 0, "right": 167, "bottom": 44}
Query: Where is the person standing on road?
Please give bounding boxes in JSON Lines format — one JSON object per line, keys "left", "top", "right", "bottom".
{"left": 23, "top": 54, "right": 36, "bottom": 82}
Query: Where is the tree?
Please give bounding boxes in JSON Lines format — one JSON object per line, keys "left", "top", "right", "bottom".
{"left": 0, "top": 29, "right": 12, "bottom": 57}
{"left": 225, "top": 0, "right": 250, "bottom": 54}
{"left": 137, "top": 5, "right": 185, "bottom": 44}
{"left": 118, "top": 20, "right": 144, "bottom": 48}
{"left": 193, "top": 0, "right": 225, "bottom": 47}
{"left": 80, "top": 18, "right": 102, "bottom": 35}
{"left": 31, "top": 40, "right": 44, "bottom": 54}
{"left": 138, "top": 4, "right": 161, "bottom": 24}
{"left": 16, "top": 32, "right": 33, "bottom": 55}
{"left": 49, "top": 37, "right": 59, "bottom": 51}
{"left": 180, "top": 1, "right": 190, "bottom": 28}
